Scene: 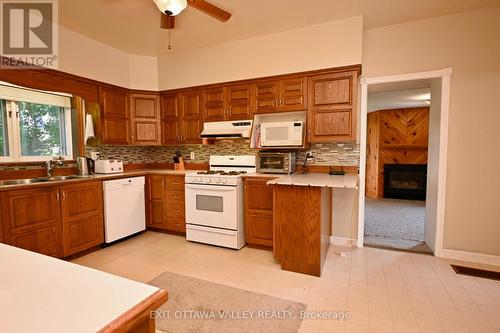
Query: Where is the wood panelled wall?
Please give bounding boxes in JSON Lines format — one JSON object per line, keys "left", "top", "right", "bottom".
{"left": 366, "top": 107, "right": 430, "bottom": 198}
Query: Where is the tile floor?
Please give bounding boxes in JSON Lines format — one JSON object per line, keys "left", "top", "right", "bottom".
{"left": 72, "top": 231, "right": 500, "bottom": 333}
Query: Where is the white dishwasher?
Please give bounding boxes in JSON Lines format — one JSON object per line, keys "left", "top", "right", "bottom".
{"left": 103, "top": 176, "right": 146, "bottom": 243}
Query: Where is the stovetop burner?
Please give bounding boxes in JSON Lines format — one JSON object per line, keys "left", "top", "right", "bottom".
{"left": 196, "top": 170, "right": 248, "bottom": 176}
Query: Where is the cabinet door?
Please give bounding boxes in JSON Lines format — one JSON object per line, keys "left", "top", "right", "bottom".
{"left": 181, "top": 90, "right": 202, "bottom": 118}
{"left": 308, "top": 71, "right": 355, "bottom": 111}
{"left": 161, "top": 93, "right": 180, "bottom": 119}
{"left": 244, "top": 178, "right": 275, "bottom": 248}
{"left": 182, "top": 118, "right": 202, "bottom": 144}
{"left": 60, "top": 181, "right": 104, "bottom": 257}
{"left": 10, "top": 225, "right": 61, "bottom": 258}
{"left": 203, "top": 87, "right": 226, "bottom": 122}
{"left": 147, "top": 176, "right": 167, "bottom": 229}
{"left": 226, "top": 84, "right": 253, "bottom": 120}
{"left": 161, "top": 93, "right": 181, "bottom": 145}
{"left": 280, "top": 77, "right": 307, "bottom": 112}
{"left": 308, "top": 109, "right": 353, "bottom": 142}
{"left": 162, "top": 119, "right": 181, "bottom": 145}
{"left": 101, "top": 87, "right": 128, "bottom": 118}
{"left": 102, "top": 118, "right": 130, "bottom": 145}
{"left": 130, "top": 94, "right": 161, "bottom": 146}
{"left": 254, "top": 80, "right": 279, "bottom": 114}
{"left": 1, "top": 186, "right": 62, "bottom": 257}
{"left": 100, "top": 87, "right": 129, "bottom": 145}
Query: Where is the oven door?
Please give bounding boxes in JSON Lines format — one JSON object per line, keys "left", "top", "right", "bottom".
{"left": 185, "top": 183, "right": 238, "bottom": 230}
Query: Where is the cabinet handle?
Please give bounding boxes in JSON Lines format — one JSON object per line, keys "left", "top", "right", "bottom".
{"left": 62, "top": 192, "right": 66, "bottom": 200}
{"left": 56, "top": 192, "right": 60, "bottom": 201}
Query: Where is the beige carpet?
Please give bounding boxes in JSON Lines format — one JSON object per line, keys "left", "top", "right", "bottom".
{"left": 364, "top": 197, "right": 432, "bottom": 254}
{"left": 149, "top": 271, "right": 306, "bottom": 333}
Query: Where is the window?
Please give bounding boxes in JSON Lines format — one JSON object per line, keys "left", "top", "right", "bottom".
{"left": 0, "top": 83, "right": 73, "bottom": 162}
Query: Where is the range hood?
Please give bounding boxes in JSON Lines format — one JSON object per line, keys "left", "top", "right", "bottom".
{"left": 200, "top": 120, "right": 253, "bottom": 139}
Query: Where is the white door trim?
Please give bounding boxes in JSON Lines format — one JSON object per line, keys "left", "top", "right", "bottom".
{"left": 357, "top": 68, "right": 453, "bottom": 257}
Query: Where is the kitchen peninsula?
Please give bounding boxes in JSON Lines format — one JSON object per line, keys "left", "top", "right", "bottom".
{"left": 268, "top": 174, "right": 358, "bottom": 277}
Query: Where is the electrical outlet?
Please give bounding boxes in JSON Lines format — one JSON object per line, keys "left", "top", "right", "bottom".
{"left": 90, "top": 152, "right": 100, "bottom": 160}
{"left": 190, "top": 152, "right": 195, "bottom": 160}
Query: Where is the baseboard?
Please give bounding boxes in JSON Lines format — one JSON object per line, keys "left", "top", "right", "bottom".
{"left": 330, "top": 236, "right": 355, "bottom": 246}
{"left": 439, "top": 249, "right": 500, "bottom": 267}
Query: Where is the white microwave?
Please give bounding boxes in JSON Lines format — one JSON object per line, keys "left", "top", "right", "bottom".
{"left": 260, "top": 121, "right": 304, "bottom": 147}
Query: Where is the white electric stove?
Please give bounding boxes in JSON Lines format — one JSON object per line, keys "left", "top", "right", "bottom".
{"left": 185, "top": 155, "right": 256, "bottom": 249}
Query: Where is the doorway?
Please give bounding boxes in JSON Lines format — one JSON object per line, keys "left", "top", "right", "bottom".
{"left": 357, "top": 69, "right": 452, "bottom": 256}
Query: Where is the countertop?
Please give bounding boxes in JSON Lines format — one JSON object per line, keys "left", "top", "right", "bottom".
{"left": 266, "top": 173, "right": 358, "bottom": 189}
{"left": 0, "top": 243, "right": 166, "bottom": 333}
{"left": 0, "top": 169, "right": 194, "bottom": 190}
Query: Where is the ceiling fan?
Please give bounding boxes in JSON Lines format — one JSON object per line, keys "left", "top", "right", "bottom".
{"left": 153, "top": 0, "right": 231, "bottom": 29}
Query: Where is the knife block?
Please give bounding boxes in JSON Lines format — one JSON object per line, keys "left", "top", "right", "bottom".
{"left": 174, "top": 157, "right": 185, "bottom": 170}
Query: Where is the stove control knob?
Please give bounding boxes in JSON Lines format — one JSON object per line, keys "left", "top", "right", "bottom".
{"left": 214, "top": 178, "right": 220, "bottom": 184}
{"left": 196, "top": 177, "right": 202, "bottom": 182}
{"left": 205, "top": 178, "right": 211, "bottom": 183}
{"left": 221, "top": 178, "right": 227, "bottom": 184}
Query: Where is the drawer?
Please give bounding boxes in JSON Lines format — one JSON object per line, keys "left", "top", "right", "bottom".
{"left": 166, "top": 203, "right": 185, "bottom": 218}
{"left": 165, "top": 175, "right": 185, "bottom": 190}
{"left": 166, "top": 190, "right": 184, "bottom": 205}
{"left": 166, "top": 218, "right": 185, "bottom": 233}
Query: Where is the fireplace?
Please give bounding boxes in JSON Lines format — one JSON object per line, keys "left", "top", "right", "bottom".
{"left": 384, "top": 164, "right": 427, "bottom": 200}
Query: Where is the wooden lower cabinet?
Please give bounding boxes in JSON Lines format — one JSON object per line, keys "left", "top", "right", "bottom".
{"left": 243, "top": 177, "right": 276, "bottom": 249}
{"left": 0, "top": 182, "right": 105, "bottom": 258}
{"left": 147, "top": 175, "right": 186, "bottom": 233}
{"left": 1, "top": 186, "right": 62, "bottom": 257}
{"left": 273, "top": 185, "right": 331, "bottom": 277}
{"left": 60, "top": 181, "right": 104, "bottom": 257}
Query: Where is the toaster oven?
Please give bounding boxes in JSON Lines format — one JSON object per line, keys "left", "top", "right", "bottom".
{"left": 257, "top": 152, "right": 296, "bottom": 174}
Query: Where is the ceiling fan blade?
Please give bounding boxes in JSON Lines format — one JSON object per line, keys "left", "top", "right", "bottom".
{"left": 187, "top": 0, "right": 231, "bottom": 22}
{"left": 161, "top": 14, "right": 175, "bottom": 29}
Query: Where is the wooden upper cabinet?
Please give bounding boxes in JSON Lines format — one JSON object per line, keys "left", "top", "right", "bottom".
{"left": 254, "top": 78, "right": 307, "bottom": 114}
{"left": 161, "top": 93, "right": 180, "bottom": 119}
{"left": 160, "top": 90, "right": 202, "bottom": 145}
{"left": 129, "top": 93, "right": 161, "bottom": 146}
{"left": 161, "top": 93, "right": 181, "bottom": 145}
{"left": 182, "top": 118, "right": 203, "bottom": 144}
{"left": 203, "top": 87, "right": 225, "bottom": 122}
{"left": 307, "top": 70, "right": 358, "bottom": 142}
{"left": 254, "top": 80, "right": 280, "bottom": 114}
{"left": 226, "top": 84, "right": 253, "bottom": 120}
{"left": 308, "top": 71, "right": 355, "bottom": 110}
{"left": 203, "top": 84, "right": 253, "bottom": 122}
{"left": 179, "top": 90, "right": 202, "bottom": 144}
{"left": 100, "top": 87, "right": 129, "bottom": 145}
{"left": 280, "top": 77, "right": 307, "bottom": 112}
{"left": 181, "top": 90, "right": 202, "bottom": 118}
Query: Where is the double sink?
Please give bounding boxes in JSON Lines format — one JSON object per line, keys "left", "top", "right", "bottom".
{"left": 0, "top": 175, "right": 92, "bottom": 187}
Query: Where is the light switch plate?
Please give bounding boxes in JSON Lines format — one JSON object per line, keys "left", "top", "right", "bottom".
{"left": 190, "top": 152, "right": 195, "bottom": 160}
{"left": 90, "top": 152, "right": 100, "bottom": 160}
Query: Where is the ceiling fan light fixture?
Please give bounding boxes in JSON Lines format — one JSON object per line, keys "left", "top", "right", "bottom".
{"left": 153, "top": 0, "right": 187, "bottom": 16}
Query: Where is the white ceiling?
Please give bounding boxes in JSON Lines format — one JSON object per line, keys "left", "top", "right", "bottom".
{"left": 58, "top": 0, "right": 500, "bottom": 56}
{"left": 368, "top": 88, "right": 431, "bottom": 112}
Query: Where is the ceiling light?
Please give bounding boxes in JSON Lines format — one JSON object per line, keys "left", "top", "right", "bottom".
{"left": 153, "top": 0, "right": 187, "bottom": 16}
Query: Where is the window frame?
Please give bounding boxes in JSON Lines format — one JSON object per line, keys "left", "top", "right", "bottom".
{"left": 0, "top": 100, "right": 73, "bottom": 163}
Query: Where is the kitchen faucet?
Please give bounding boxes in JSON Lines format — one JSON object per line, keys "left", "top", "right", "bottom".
{"left": 45, "top": 158, "right": 64, "bottom": 177}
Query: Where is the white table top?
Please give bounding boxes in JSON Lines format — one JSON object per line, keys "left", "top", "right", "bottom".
{"left": 267, "top": 173, "right": 358, "bottom": 189}
{"left": 0, "top": 244, "right": 160, "bottom": 333}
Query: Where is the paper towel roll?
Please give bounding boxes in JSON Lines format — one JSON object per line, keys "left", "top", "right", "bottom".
{"left": 84, "top": 113, "right": 95, "bottom": 143}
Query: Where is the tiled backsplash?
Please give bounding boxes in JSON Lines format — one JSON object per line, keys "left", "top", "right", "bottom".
{"left": 85, "top": 140, "right": 360, "bottom": 166}
{"left": 0, "top": 140, "right": 359, "bottom": 171}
